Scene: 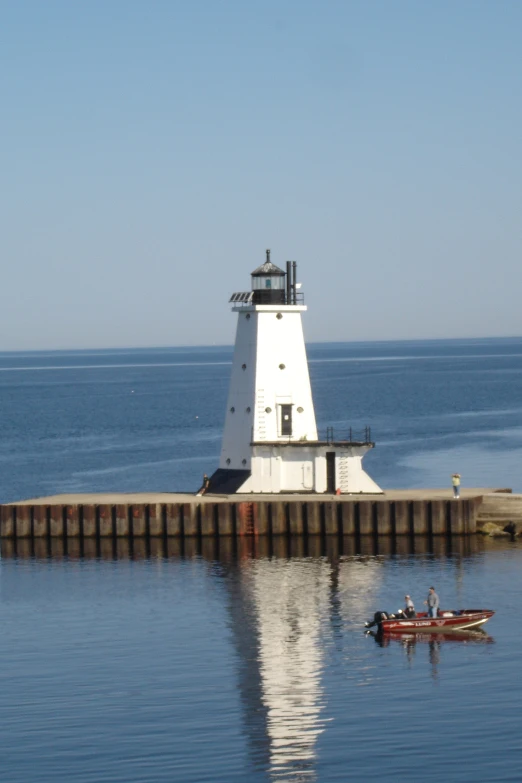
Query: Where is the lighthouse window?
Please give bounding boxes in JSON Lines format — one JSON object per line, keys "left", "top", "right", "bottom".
{"left": 246, "top": 407, "right": 251, "bottom": 413}
{"left": 265, "top": 279, "right": 271, "bottom": 289}
{"left": 265, "top": 407, "right": 272, "bottom": 413}
{"left": 279, "top": 363, "right": 285, "bottom": 370}
{"left": 276, "top": 313, "right": 283, "bottom": 320}
{"left": 242, "top": 364, "right": 247, "bottom": 370}
{"left": 242, "top": 459, "right": 247, "bottom": 465}
{"left": 226, "top": 458, "right": 231, "bottom": 465}
{"left": 297, "top": 407, "right": 304, "bottom": 413}
{"left": 230, "top": 407, "right": 235, "bottom": 413}
{"left": 281, "top": 404, "right": 293, "bottom": 436}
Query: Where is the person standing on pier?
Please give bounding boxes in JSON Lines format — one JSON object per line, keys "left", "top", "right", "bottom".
{"left": 196, "top": 474, "right": 211, "bottom": 496}
{"left": 424, "top": 587, "right": 439, "bottom": 618}
{"left": 452, "top": 473, "right": 461, "bottom": 499}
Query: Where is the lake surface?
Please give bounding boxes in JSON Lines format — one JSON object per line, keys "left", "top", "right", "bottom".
{"left": 0, "top": 537, "right": 519, "bottom": 783}
{"left": 1, "top": 338, "right": 522, "bottom": 782}
{"left": 2, "top": 337, "right": 522, "bottom": 502}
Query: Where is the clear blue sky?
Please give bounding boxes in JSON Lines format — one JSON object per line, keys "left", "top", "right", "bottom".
{"left": 2, "top": 0, "right": 522, "bottom": 350}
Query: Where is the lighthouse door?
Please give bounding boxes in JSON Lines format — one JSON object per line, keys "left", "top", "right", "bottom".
{"left": 326, "top": 452, "right": 336, "bottom": 493}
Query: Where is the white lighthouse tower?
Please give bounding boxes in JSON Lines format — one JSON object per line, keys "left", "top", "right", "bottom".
{"left": 207, "top": 251, "right": 382, "bottom": 494}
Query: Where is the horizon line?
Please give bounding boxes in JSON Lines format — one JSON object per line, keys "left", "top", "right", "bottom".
{"left": 1, "top": 334, "right": 522, "bottom": 355}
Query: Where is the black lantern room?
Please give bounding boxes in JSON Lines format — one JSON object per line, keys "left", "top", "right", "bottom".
{"left": 251, "top": 250, "right": 286, "bottom": 304}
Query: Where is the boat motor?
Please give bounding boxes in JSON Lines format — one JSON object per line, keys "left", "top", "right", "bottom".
{"left": 364, "top": 611, "right": 389, "bottom": 629}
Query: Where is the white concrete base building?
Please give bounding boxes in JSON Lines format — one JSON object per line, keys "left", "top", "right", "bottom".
{"left": 207, "top": 251, "right": 382, "bottom": 494}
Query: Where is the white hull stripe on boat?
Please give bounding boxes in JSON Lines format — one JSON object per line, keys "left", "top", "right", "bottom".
{"left": 454, "top": 617, "right": 488, "bottom": 630}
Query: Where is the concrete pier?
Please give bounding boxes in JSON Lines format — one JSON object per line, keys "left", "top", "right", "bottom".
{"left": 0, "top": 488, "right": 512, "bottom": 541}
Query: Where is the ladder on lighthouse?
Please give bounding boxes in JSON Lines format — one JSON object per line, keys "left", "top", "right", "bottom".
{"left": 256, "top": 388, "right": 266, "bottom": 440}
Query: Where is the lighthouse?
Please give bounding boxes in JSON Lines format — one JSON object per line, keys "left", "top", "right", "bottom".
{"left": 206, "top": 251, "right": 382, "bottom": 494}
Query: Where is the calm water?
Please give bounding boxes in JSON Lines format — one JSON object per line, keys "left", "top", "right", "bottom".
{"left": 2, "top": 337, "right": 522, "bottom": 501}
{"left": 0, "top": 538, "right": 520, "bottom": 782}
{"left": 2, "top": 338, "right": 522, "bottom": 782}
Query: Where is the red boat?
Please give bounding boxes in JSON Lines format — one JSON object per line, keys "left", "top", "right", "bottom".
{"left": 366, "top": 609, "right": 494, "bottom": 634}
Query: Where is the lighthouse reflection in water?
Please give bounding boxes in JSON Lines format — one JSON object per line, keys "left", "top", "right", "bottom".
{"left": 218, "top": 549, "right": 383, "bottom": 781}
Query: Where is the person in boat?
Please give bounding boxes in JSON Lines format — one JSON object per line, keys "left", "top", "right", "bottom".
{"left": 404, "top": 594, "right": 416, "bottom": 618}
{"left": 424, "top": 586, "right": 439, "bottom": 618}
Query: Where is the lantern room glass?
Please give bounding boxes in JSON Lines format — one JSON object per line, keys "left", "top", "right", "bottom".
{"left": 251, "top": 274, "right": 285, "bottom": 291}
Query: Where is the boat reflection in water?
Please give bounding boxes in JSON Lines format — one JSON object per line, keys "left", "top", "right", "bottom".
{"left": 371, "top": 629, "right": 495, "bottom": 646}
{"left": 368, "top": 629, "right": 495, "bottom": 680}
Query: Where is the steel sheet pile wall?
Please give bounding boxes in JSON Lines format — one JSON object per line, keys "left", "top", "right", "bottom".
{"left": 0, "top": 497, "right": 480, "bottom": 540}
